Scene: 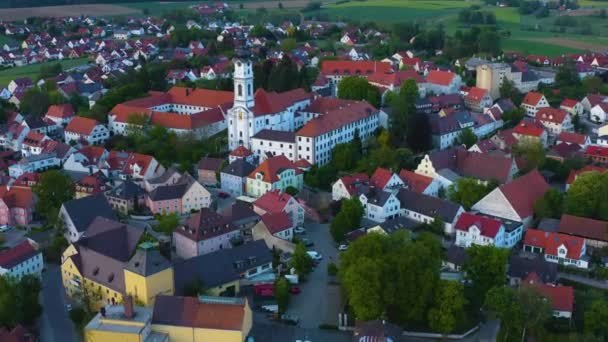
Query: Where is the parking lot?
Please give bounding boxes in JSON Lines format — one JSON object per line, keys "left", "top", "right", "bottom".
{"left": 287, "top": 221, "right": 344, "bottom": 329}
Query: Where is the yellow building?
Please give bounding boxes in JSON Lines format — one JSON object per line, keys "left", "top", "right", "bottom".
{"left": 84, "top": 296, "right": 169, "bottom": 342}
{"left": 124, "top": 248, "right": 174, "bottom": 306}
{"left": 61, "top": 220, "right": 174, "bottom": 309}
{"left": 151, "top": 295, "right": 253, "bottom": 342}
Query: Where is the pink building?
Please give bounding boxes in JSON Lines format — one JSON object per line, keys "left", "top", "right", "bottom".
{"left": 146, "top": 173, "right": 211, "bottom": 215}
{"left": 173, "top": 208, "right": 241, "bottom": 259}
{"left": 0, "top": 186, "right": 36, "bottom": 226}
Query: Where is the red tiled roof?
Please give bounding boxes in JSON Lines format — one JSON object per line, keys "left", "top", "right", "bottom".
{"left": 465, "top": 87, "right": 488, "bottom": 102}
{"left": 296, "top": 99, "right": 376, "bottom": 137}
{"left": 522, "top": 92, "right": 544, "bottom": 106}
{"left": 560, "top": 98, "right": 578, "bottom": 108}
{"left": 230, "top": 146, "right": 252, "bottom": 157}
{"left": 0, "top": 324, "right": 35, "bottom": 342}
{"left": 337, "top": 173, "right": 369, "bottom": 196}
{"left": 455, "top": 213, "right": 502, "bottom": 238}
{"left": 523, "top": 278, "right": 574, "bottom": 313}
{"left": 513, "top": 120, "right": 545, "bottom": 137}
{"left": 149, "top": 105, "right": 227, "bottom": 130}
{"left": 294, "top": 158, "right": 312, "bottom": 169}
{"left": 107, "top": 151, "right": 155, "bottom": 176}
{"left": 0, "top": 186, "right": 35, "bottom": 209}
{"left": 524, "top": 228, "right": 584, "bottom": 260}
{"left": 248, "top": 155, "right": 301, "bottom": 183}
{"left": 426, "top": 70, "right": 456, "bottom": 86}
{"left": 557, "top": 131, "right": 587, "bottom": 146}
{"left": 586, "top": 145, "right": 608, "bottom": 158}
{"left": 399, "top": 170, "right": 433, "bottom": 194}
{"left": 65, "top": 116, "right": 100, "bottom": 135}
{"left": 251, "top": 88, "right": 312, "bottom": 116}
{"left": 321, "top": 60, "right": 392, "bottom": 76}
{"left": 367, "top": 70, "right": 423, "bottom": 87}
{"left": 0, "top": 240, "right": 39, "bottom": 269}
{"left": 535, "top": 108, "right": 568, "bottom": 124}
{"left": 566, "top": 165, "right": 607, "bottom": 185}
{"left": 254, "top": 190, "right": 294, "bottom": 213}
{"left": 167, "top": 87, "right": 233, "bottom": 107}
{"left": 370, "top": 168, "right": 393, "bottom": 189}
{"left": 499, "top": 170, "right": 549, "bottom": 218}
{"left": 13, "top": 172, "right": 40, "bottom": 187}
{"left": 558, "top": 214, "right": 608, "bottom": 242}
{"left": 153, "top": 295, "right": 247, "bottom": 330}
{"left": 46, "top": 103, "right": 75, "bottom": 119}
{"left": 262, "top": 211, "right": 293, "bottom": 234}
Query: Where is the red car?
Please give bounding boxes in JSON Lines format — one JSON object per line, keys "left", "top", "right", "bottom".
{"left": 289, "top": 287, "right": 301, "bottom": 295}
{"left": 218, "top": 192, "right": 230, "bottom": 199}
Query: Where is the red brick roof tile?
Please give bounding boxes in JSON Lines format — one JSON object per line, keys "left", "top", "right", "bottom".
{"left": 65, "top": 116, "right": 100, "bottom": 136}
{"left": 262, "top": 211, "right": 293, "bottom": 234}
{"left": 535, "top": 107, "right": 568, "bottom": 124}
{"left": 499, "top": 170, "right": 549, "bottom": 218}
{"left": 522, "top": 92, "right": 545, "bottom": 106}
{"left": 455, "top": 213, "right": 502, "bottom": 238}
{"left": 399, "top": 169, "right": 433, "bottom": 194}
{"left": 248, "top": 155, "right": 301, "bottom": 183}
{"left": 558, "top": 214, "right": 608, "bottom": 242}
{"left": 321, "top": 60, "right": 392, "bottom": 76}
{"left": 426, "top": 70, "right": 456, "bottom": 86}
{"left": 524, "top": 228, "right": 584, "bottom": 260}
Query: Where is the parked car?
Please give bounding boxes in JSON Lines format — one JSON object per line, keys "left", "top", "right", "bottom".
{"left": 65, "top": 304, "right": 72, "bottom": 311}
{"left": 294, "top": 227, "right": 306, "bottom": 235}
{"left": 281, "top": 313, "right": 300, "bottom": 325}
{"left": 289, "top": 286, "right": 301, "bottom": 295}
{"left": 218, "top": 191, "right": 230, "bottom": 199}
{"left": 0, "top": 225, "right": 12, "bottom": 232}
{"left": 306, "top": 251, "right": 322, "bottom": 261}
{"left": 302, "top": 238, "right": 314, "bottom": 247}
{"left": 338, "top": 244, "right": 348, "bottom": 251}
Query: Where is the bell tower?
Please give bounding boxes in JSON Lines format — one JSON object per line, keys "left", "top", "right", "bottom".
{"left": 233, "top": 58, "right": 255, "bottom": 108}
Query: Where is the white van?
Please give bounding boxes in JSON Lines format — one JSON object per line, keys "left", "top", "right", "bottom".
{"left": 306, "top": 251, "right": 322, "bottom": 261}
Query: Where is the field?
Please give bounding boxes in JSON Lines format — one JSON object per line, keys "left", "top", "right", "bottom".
{"left": 0, "top": 57, "right": 89, "bottom": 88}
{"left": 0, "top": 4, "right": 140, "bottom": 20}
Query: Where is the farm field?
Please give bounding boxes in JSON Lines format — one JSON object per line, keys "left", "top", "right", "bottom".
{"left": 0, "top": 57, "right": 89, "bottom": 88}
{"left": 0, "top": 4, "right": 139, "bottom": 20}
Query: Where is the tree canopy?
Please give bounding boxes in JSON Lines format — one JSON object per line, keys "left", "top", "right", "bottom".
{"left": 463, "top": 245, "right": 509, "bottom": 306}
{"left": 564, "top": 171, "right": 608, "bottom": 221}
{"left": 330, "top": 197, "right": 364, "bottom": 242}
{"left": 337, "top": 76, "right": 381, "bottom": 108}
{"left": 33, "top": 170, "right": 75, "bottom": 224}
{"left": 448, "top": 178, "right": 497, "bottom": 210}
{"left": 0, "top": 275, "right": 42, "bottom": 329}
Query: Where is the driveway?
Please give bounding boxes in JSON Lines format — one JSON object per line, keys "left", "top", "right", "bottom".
{"left": 288, "top": 222, "right": 343, "bottom": 329}
{"left": 40, "top": 264, "right": 79, "bottom": 342}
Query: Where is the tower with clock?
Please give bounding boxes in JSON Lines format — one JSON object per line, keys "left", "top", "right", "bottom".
{"left": 228, "top": 58, "right": 255, "bottom": 150}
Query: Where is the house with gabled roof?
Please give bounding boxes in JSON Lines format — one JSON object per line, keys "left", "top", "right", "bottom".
{"left": 64, "top": 116, "right": 109, "bottom": 145}
{"left": 523, "top": 228, "right": 588, "bottom": 269}
{"left": 253, "top": 190, "right": 304, "bottom": 228}
{"left": 45, "top": 103, "right": 75, "bottom": 125}
{"left": 331, "top": 173, "right": 370, "bottom": 201}
{"left": 246, "top": 155, "right": 303, "bottom": 198}
{"left": 0, "top": 185, "right": 35, "bottom": 226}
{"left": 220, "top": 159, "right": 256, "bottom": 197}
{"left": 60, "top": 194, "right": 118, "bottom": 242}
{"left": 521, "top": 91, "right": 549, "bottom": 117}
{"left": 534, "top": 107, "right": 572, "bottom": 135}
{"left": 512, "top": 119, "right": 548, "bottom": 147}
{"left": 556, "top": 131, "right": 590, "bottom": 149}
{"left": 397, "top": 188, "right": 464, "bottom": 235}
{"left": 560, "top": 98, "right": 583, "bottom": 117}
{"left": 370, "top": 168, "right": 404, "bottom": 192}
{"left": 472, "top": 170, "right": 549, "bottom": 225}
{"left": 398, "top": 169, "right": 440, "bottom": 196}
{"left": 558, "top": 214, "right": 608, "bottom": 248}
{"left": 146, "top": 173, "right": 211, "bottom": 215}
{"left": 422, "top": 70, "right": 462, "bottom": 95}
{"left": 358, "top": 186, "right": 400, "bottom": 223}
{"left": 455, "top": 212, "right": 523, "bottom": 248}
{"left": 463, "top": 86, "right": 493, "bottom": 112}
{"left": 522, "top": 273, "right": 574, "bottom": 319}
{"left": 0, "top": 239, "right": 43, "bottom": 280}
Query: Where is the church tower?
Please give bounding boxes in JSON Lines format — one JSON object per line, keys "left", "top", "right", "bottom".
{"left": 233, "top": 58, "right": 255, "bottom": 108}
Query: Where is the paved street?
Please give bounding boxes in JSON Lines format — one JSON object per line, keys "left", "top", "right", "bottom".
{"left": 558, "top": 272, "right": 608, "bottom": 289}
{"left": 40, "top": 264, "right": 79, "bottom": 342}
{"left": 288, "top": 221, "right": 343, "bottom": 329}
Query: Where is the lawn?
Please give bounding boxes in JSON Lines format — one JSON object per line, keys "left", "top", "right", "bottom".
{"left": 121, "top": 1, "right": 202, "bottom": 16}
{"left": 0, "top": 57, "right": 89, "bottom": 88}
{"left": 500, "top": 38, "right": 585, "bottom": 55}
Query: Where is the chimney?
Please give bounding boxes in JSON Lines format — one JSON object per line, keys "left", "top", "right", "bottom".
{"left": 123, "top": 295, "right": 134, "bottom": 319}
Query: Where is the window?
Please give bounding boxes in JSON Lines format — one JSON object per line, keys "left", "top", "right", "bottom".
{"left": 238, "top": 84, "right": 243, "bottom": 97}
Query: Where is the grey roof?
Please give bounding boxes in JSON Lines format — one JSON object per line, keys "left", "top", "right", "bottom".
{"left": 62, "top": 194, "right": 117, "bottom": 232}
{"left": 173, "top": 240, "right": 272, "bottom": 293}
{"left": 107, "top": 180, "right": 145, "bottom": 200}
{"left": 538, "top": 218, "right": 560, "bottom": 233}
{"left": 221, "top": 159, "right": 255, "bottom": 177}
{"left": 508, "top": 255, "right": 557, "bottom": 284}
{"left": 252, "top": 129, "right": 296, "bottom": 143}
{"left": 369, "top": 216, "right": 420, "bottom": 234}
{"left": 397, "top": 189, "right": 462, "bottom": 223}
{"left": 362, "top": 188, "right": 393, "bottom": 206}
{"left": 430, "top": 111, "right": 474, "bottom": 135}
{"left": 249, "top": 323, "right": 353, "bottom": 342}
{"left": 197, "top": 157, "right": 224, "bottom": 171}
{"left": 148, "top": 183, "right": 188, "bottom": 201}
{"left": 81, "top": 217, "right": 143, "bottom": 262}
{"left": 125, "top": 248, "right": 171, "bottom": 277}
{"left": 446, "top": 245, "right": 468, "bottom": 267}
{"left": 146, "top": 166, "right": 179, "bottom": 185}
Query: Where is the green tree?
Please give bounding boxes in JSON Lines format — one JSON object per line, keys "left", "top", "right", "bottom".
{"left": 464, "top": 245, "right": 509, "bottom": 306}
{"left": 290, "top": 243, "right": 313, "bottom": 276}
{"left": 533, "top": 188, "right": 563, "bottom": 219}
{"left": 499, "top": 79, "right": 522, "bottom": 105}
{"left": 457, "top": 127, "right": 478, "bottom": 148}
{"left": 512, "top": 141, "right": 546, "bottom": 172}
{"left": 389, "top": 78, "right": 418, "bottom": 146}
{"left": 448, "top": 178, "right": 497, "bottom": 210}
{"left": 330, "top": 197, "right": 363, "bottom": 242}
{"left": 280, "top": 38, "right": 297, "bottom": 52}
{"left": 501, "top": 108, "right": 525, "bottom": 128}
{"left": 33, "top": 170, "right": 75, "bottom": 223}
{"left": 564, "top": 171, "right": 608, "bottom": 220}
{"left": 337, "top": 76, "right": 380, "bottom": 108}
{"left": 406, "top": 112, "right": 432, "bottom": 153}
{"left": 275, "top": 277, "right": 290, "bottom": 314}
{"left": 428, "top": 280, "right": 467, "bottom": 334}
{"left": 428, "top": 216, "right": 445, "bottom": 235}
{"left": 0, "top": 275, "right": 42, "bottom": 328}
{"left": 154, "top": 213, "right": 180, "bottom": 235}
{"left": 585, "top": 299, "right": 608, "bottom": 338}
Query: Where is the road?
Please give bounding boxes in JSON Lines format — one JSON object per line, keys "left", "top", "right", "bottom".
{"left": 558, "top": 272, "right": 608, "bottom": 289}
{"left": 40, "top": 264, "right": 79, "bottom": 342}
{"left": 288, "top": 222, "right": 343, "bottom": 329}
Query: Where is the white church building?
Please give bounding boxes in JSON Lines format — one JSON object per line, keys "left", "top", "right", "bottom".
{"left": 227, "top": 58, "right": 381, "bottom": 165}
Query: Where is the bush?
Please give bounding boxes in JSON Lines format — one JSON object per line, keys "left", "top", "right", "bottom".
{"left": 327, "top": 262, "right": 338, "bottom": 276}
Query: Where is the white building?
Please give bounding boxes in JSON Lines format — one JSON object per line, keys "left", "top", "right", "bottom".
{"left": 397, "top": 189, "right": 464, "bottom": 236}
{"left": 454, "top": 213, "right": 523, "bottom": 248}
{"left": 521, "top": 92, "right": 550, "bottom": 117}
{"left": 0, "top": 240, "right": 43, "bottom": 279}
{"left": 359, "top": 189, "right": 400, "bottom": 223}
{"left": 523, "top": 229, "right": 588, "bottom": 269}
{"left": 8, "top": 153, "right": 61, "bottom": 178}
{"left": 64, "top": 117, "right": 109, "bottom": 145}
{"left": 220, "top": 159, "right": 255, "bottom": 197}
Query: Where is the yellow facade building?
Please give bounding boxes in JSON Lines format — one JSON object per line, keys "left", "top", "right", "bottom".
{"left": 61, "top": 219, "right": 174, "bottom": 309}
